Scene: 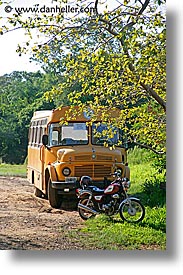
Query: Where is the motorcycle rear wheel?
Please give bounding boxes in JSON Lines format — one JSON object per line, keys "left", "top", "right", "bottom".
{"left": 119, "top": 198, "right": 145, "bottom": 223}
{"left": 78, "top": 198, "right": 96, "bottom": 220}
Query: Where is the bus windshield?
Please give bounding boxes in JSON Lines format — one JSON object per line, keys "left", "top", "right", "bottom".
{"left": 49, "top": 122, "right": 88, "bottom": 146}
{"left": 92, "top": 122, "right": 120, "bottom": 146}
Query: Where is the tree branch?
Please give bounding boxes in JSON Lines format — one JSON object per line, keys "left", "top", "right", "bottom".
{"left": 140, "top": 82, "right": 166, "bottom": 112}
{"left": 94, "top": 0, "right": 99, "bottom": 15}
{"left": 97, "top": 0, "right": 166, "bottom": 112}
{"left": 133, "top": 140, "right": 165, "bottom": 155}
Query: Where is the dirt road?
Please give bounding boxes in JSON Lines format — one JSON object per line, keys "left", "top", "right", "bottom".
{"left": 0, "top": 176, "right": 85, "bottom": 250}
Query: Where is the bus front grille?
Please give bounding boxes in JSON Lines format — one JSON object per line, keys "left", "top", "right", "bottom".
{"left": 75, "top": 155, "right": 90, "bottom": 161}
{"left": 75, "top": 155, "right": 113, "bottom": 161}
{"left": 74, "top": 164, "right": 111, "bottom": 178}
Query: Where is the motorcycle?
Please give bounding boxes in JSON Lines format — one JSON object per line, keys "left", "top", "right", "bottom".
{"left": 76, "top": 172, "right": 145, "bottom": 223}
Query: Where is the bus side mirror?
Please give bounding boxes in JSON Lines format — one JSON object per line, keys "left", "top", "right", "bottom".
{"left": 42, "top": 134, "right": 48, "bottom": 146}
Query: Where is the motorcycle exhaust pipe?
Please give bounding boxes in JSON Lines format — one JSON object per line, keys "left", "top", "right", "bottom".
{"left": 78, "top": 203, "right": 98, "bottom": 215}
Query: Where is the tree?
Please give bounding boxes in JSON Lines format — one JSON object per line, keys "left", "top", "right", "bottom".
{"left": 0, "top": 71, "right": 56, "bottom": 163}
{"left": 0, "top": 0, "right": 166, "bottom": 154}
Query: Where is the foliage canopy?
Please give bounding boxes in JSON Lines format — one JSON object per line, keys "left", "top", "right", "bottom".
{"left": 0, "top": 71, "right": 56, "bottom": 163}
{"left": 0, "top": 0, "right": 166, "bottom": 154}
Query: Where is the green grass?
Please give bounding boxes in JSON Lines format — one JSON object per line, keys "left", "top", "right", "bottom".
{"left": 78, "top": 212, "right": 166, "bottom": 250}
{"left": 66, "top": 204, "right": 166, "bottom": 250}
{"left": 64, "top": 207, "right": 166, "bottom": 250}
{"left": 0, "top": 163, "right": 27, "bottom": 177}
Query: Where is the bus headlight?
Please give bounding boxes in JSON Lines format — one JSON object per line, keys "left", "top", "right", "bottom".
{"left": 62, "top": 167, "right": 71, "bottom": 176}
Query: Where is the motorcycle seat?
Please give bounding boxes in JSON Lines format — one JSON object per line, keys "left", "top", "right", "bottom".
{"left": 88, "top": 186, "right": 104, "bottom": 195}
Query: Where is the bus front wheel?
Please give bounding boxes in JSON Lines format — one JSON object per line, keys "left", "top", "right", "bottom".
{"left": 48, "top": 178, "right": 62, "bottom": 208}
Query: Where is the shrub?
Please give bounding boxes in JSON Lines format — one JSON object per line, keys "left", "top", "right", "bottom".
{"left": 142, "top": 175, "right": 166, "bottom": 207}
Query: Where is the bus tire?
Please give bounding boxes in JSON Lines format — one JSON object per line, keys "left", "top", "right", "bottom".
{"left": 48, "top": 178, "right": 62, "bottom": 209}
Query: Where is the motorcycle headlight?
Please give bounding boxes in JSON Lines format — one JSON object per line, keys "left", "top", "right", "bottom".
{"left": 62, "top": 167, "right": 71, "bottom": 176}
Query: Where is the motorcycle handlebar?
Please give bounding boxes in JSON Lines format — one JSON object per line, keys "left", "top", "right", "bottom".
{"left": 110, "top": 172, "right": 121, "bottom": 177}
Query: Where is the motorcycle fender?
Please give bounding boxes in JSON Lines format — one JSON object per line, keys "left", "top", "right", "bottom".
{"left": 119, "top": 197, "right": 139, "bottom": 208}
{"left": 78, "top": 190, "right": 92, "bottom": 199}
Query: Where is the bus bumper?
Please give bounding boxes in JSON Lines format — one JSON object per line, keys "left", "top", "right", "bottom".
{"left": 51, "top": 180, "right": 79, "bottom": 195}
{"left": 51, "top": 178, "right": 110, "bottom": 194}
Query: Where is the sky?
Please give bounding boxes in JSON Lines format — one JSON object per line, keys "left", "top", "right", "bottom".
{"left": 0, "top": 0, "right": 50, "bottom": 76}
{"left": 0, "top": 0, "right": 121, "bottom": 76}
{"left": 0, "top": 28, "right": 42, "bottom": 76}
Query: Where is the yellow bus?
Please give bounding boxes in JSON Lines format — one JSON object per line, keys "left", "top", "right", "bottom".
{"left": 27, "top": 106, "right": 130, "bottom": 208}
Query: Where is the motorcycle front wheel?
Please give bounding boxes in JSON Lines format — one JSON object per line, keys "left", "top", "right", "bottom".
{"left": 119, "top": 198, "right": 145, "bottom": 223}
{"left": 78, "top": 198, "right": 96, "bottom": 220}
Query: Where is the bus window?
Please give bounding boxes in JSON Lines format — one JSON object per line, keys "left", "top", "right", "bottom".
{"left": 51, "top": 129, "right": 59, "bottom": 146}
{"left": 28, "top": 125, "right": 33, "bottom": 146}
{"left": 32, "top": 127, "right": 36, "bottom": 146}
{"left": 92, "top": 122, "right": 119, "bottom": 146}
{"left": 34, "top": 125, "right": 39, "bottom": 147}
{"left": 49, "top": 122, "right": 88, "bottom": 146}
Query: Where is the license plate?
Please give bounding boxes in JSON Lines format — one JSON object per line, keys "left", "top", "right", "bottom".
{"left": 65, "top": 177, "right": 77, "bottom": 183}
{"left": 64, "top": 188, "right": 70, "bottom": 192}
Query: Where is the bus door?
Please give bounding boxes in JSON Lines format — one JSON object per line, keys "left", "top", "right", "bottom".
{"left": 39, "top": 126, "right": 48, "bottom": 191}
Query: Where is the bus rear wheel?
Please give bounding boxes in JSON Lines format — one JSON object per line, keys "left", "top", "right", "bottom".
{"left": 48, "top": 178, "right": 62, "bottom": 208}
